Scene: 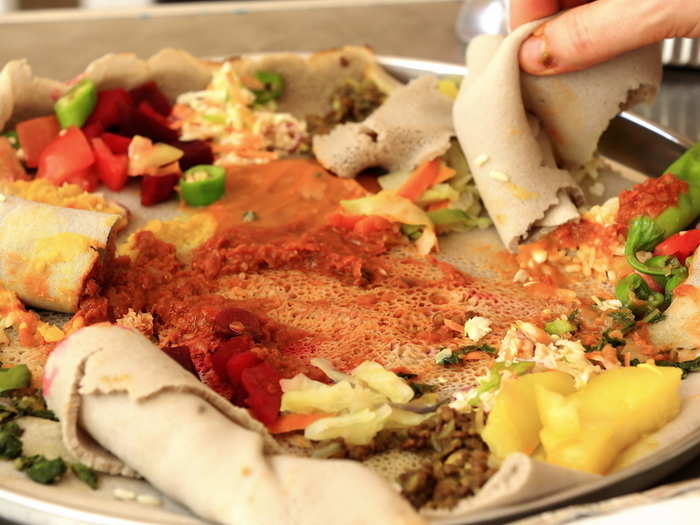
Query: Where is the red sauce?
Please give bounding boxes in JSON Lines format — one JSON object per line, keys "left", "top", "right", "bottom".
{"left": 615, "top": 173, "right": 688, "bottom": 234}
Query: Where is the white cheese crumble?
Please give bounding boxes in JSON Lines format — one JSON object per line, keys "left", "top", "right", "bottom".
{"left": 591, "top": 296, "right": 623, "bottom": 312}
{"left": 464, "top": 316, "right": 492, "bottom": 342}
{"left": 532, "top": 339, "right": 601, "bottom": 389}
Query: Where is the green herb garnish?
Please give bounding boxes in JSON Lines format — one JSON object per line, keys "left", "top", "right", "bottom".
{"left": 655, "top": 355, "right": 700, "bottom": 379}
{"left": 0, "top": 422, "right": 23, "bottom": 459}
{"left": 15, "top": 455, "right": 66, "bottom": 484}
{"left": 71, "top": 463, "right": 98, "bottom": 489}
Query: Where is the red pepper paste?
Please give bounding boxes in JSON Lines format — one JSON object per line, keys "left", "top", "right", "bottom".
{"left": 615, "top": 173, "right": 688, "bottom": 235}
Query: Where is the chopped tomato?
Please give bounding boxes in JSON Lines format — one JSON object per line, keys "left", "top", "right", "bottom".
{"left": 211, "top": 336, "right": 253, "bottom": 380}
{"left": 241, "top": 362, "right": 283, "bottom": 426}
{"left": 36, "top": 126, "right": 95, "bottom": 186}
{"left": 86, "top": 88, "right": 132, "bottom": 130}
{"left": 62, "top": 166, "right": 99, "bottom": 192}
{"left": 140, "top": 173, "right": 180, "bottom": 206}
{"left": 654, "top": 229, "right": 700, "bottom": 264}
{"left": 0, "top": 137, "right": 28, "bottom": 181}
{"left": 15, "top": 115, "right": 60, "bottom": 168}
{"left": 82, "top": 121, "right": 104, "bottom": 139}
{"left": 101, "top": 132, "right": 131, "bottom": 154}
{"left": 225, "top": 350, "right": 261, "bottom": 385}
{"left": 91, "top": 137, "right": 128, "bottom": 191}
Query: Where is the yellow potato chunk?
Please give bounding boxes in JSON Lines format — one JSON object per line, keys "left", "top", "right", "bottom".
{"left": 537, "top": 365, "right": 682, "bottom": 474}
{"left": 481, "top": 371, "right": 575, "bottom": 459}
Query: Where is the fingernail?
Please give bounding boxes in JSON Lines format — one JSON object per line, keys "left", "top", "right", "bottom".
{"left": 520, "top": 36, "right": 555, "bottom": 74}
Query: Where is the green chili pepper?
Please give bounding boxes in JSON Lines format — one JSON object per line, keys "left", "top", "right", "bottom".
{"left": 179, "top": 165, "right": 226, "bottom": 207}
{"left": 544, "top": 318, "right": 576, "bottom": 335}
{"left": 624, "top": 216, "right": 668, "bottom": 276}
{"left": 645, "top": 141, "right": 700, "bottom": 237}
{"left": 615, "top": 273, "right": 665, "bottom": 318}
{"left": 0, "top": 364, "right": 30, "bottom": 394}
{"left": 54, "top": 78, "right": 98, "bottom": 129}
{"left": 252, "top": 71, "right": 284, "bottom": 105}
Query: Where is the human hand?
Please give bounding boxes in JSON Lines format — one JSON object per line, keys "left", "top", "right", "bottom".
{"left": 510, "top": 0, "right": 700, "bottom": 75}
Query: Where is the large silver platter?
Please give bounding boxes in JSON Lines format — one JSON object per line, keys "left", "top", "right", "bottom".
{"left": 0, "top": 56, "right": 696, "bottom": 525}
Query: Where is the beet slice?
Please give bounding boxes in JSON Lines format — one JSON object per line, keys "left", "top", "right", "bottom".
{"left": 168, "top": 140, "right": 214, "bottom": 171}
{"left": 129, "top": 81, "right": 173, "bottom": 116}
{"left": 121, "top": 101, "right": 179, "bottom": 143}
{"left": 140, "top": 173, "right": 180, "bottom": 206}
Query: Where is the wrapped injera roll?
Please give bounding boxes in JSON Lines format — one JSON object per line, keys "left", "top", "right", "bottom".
{"left": 0, "top": 194, "right": 119, "bottom": 313}
{"left": 43, "top": 324, "right": 426, "bottom": 525}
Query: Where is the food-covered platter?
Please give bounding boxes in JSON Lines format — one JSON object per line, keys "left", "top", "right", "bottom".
{"left": 1, "top": 42, "right": 700, "bottom": 525}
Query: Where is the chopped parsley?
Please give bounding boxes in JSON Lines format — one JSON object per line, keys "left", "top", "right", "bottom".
{"left": 15, "top": 455, "right": 66, "bottom": 485}
{"left": 71, "top": 462, "right": 98, "bottom": 489}
{"left": 655, "top": 356, "right": 700, "bottom": 379}
{"left": 0, "top": 422, "right": 23, "bottom": 459}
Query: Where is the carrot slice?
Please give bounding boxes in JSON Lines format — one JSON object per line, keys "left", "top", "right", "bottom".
{"left": 396, "top": 158, "right": 441, "bottom": 201}
{"left": 267, "top": 412, "right": 333, "bottom": 434}
{"left": 462, "top": 351, "right": 493, "bottom": 361}
{"left": 435, "top": 162, "right": 456, "bottom": 184}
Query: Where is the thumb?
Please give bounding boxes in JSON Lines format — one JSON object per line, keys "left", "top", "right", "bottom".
{"left": 519, "top": 0, "right": 700, "bottom": 75}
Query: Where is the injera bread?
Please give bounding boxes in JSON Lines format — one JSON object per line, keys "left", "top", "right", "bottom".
{"left": 453, "top": 20, "right": 661, "bottom": 251}
{"left": 312, "top": 75, "right": 454, "bottom": 178}
{"left": 0, "top": 194, "right": 119, "bottom": 313}
{"left": 0, "top": 46, "right": 399, "bottom": 133}
{"left": 44, "top": 324, "right": 425, "bottom": 525}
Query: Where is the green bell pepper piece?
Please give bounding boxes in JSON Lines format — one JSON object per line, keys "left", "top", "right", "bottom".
{"left": 180, "top": 164, "right": 226, "bottom": 207}
{"left": 54, "top": 78, "right": 98, "bottom": 129}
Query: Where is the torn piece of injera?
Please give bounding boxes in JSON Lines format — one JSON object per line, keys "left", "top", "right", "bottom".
{"left": 312, "top": 75, "right": 454, "bottom": 178}
{"left": 453, "top": 21, "right": 661, "bottom": 251}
